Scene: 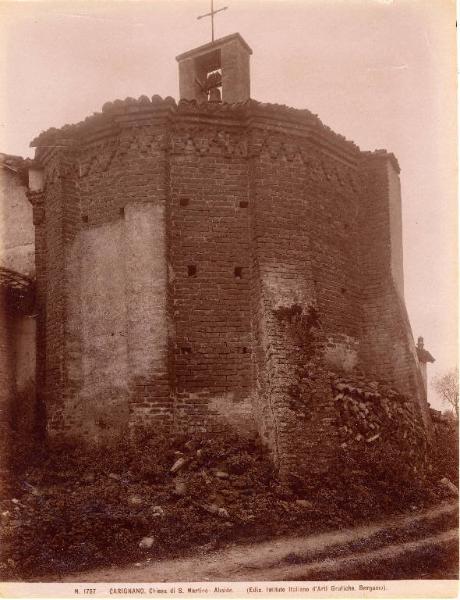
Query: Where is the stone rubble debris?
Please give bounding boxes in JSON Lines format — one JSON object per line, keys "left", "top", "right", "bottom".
{"left": 332, "top": 376, "right": 427, "bottom": 464}
{"left": 439, "top": 477, "right": 458, "bottom": 497}
{"left": 202, "top": 504, "right": 230, "bottom": 518}
{"left": 138, "top": 537, "right": 154, "bottom": 550}
{"left": 295, "top": 499, "right": 313, "bottom": 509}
{"left": 128, "top": 495, "right": 143, "bottom": 507}
{"left": 1, "top": 400, "right": 455, "bottom": 581}
{"left": 151, "top": 506, "right": 165, "bottom": 517}
{"left": 170, "top": 457, "right": 188, "bottom": 474}
{"left": 174, "top": 479, "right": 187, "bottom": 496}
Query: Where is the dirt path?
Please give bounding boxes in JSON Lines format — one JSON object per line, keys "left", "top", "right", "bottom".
{"left": 58, "top": 501, "right": 458, "bottom": 583}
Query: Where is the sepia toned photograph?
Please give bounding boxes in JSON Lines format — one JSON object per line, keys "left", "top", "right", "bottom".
{"left": 0, "top": 0, "right": 458, "bottom": 596}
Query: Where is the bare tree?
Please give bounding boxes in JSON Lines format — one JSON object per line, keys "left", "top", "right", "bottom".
{"left": 432, "top": 369, "right": 459, "bottom": 419}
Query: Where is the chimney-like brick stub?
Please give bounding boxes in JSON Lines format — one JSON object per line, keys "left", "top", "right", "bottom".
{"left": 28, "top": 167, "right": 44, "bottom": 192}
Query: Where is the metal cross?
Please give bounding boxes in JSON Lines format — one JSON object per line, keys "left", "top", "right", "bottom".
{"left": 197, "top": 0, "right": 228, "bottom": 43}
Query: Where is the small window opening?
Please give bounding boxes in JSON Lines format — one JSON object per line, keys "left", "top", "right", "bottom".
{"left": 119, "top": 207, "right": 125, "bottom": 217}
{"left": 234, "top": 267, "right": 243, "bottom": 278}
{"left": 181, "top": 346, "right": 192, "bottom": 355}
{"left": 240, "top": 346, "right": 248, "bottom": 354}
{"left": 239, "top": 201, "right": 248, "bottom": 209}
{"left": 180, "top": 198, "right": 190, "bottom": 207}
{"left": 341, "top": 287, "right": 347, "bottom": 295}
{"left": 82, "top": 215, "right": 88, "bottom": 223}
{"left": 188, "top": 265, "right": 197, "bottom": 277}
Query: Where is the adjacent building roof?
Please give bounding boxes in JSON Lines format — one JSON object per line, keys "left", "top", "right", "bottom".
{"left": 0, "top": 152, "right": 30, "bottom": 185}
{"left": 0, "top": 266, "right": 35, "bottom": 314}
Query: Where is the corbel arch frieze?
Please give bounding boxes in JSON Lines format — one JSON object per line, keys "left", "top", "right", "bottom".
{"left": 168, "top": 125, "right": 248, "bottom": 158}
{"left": 250, "top": 131, "right": 305, "bottom": 164}
{"left": 77, "top": 126, "right": 166, "bottom": 179}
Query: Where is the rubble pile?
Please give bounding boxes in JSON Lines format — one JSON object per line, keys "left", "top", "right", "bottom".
{"left": 0, "top": 431, "right": 324, "bottom": 579}
{"left": 0, "top": 386, "right": 456, "bottom": 580}
{"left": 332, "top": 376, "right": 428, "bottom": 473}
{"left": 431, "top": 416, "right": 459, "bottom": 488}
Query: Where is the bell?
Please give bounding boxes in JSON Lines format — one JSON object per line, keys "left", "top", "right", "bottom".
{"left": 208, "top": 87, "right": 222, "bottom": 103}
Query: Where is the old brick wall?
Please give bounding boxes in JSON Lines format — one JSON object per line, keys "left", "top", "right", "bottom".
{"left": 358, "top": 152, "right": 430, "bottom": 431}
{"left": 28, "top": 188, "right": 46, "bottom": 437}
{"left": 169, "top": 117, "right": 254, "bottom": 433}
{"left": 249, "top": 128, "right": 316, "bottom": 475}
{"left": 30, "top": 97, "right": 430, "bottom": 467}
{"left": 38, "top": 149, "right": 66, "bottom": 433}
{"left": 33, "top": 111, "right": 173, "bottom": 441}
{"left": 83, "top": 122, "right": 169, "bottom": 439}
{"left": 247, "top": 119, "right": 364, "bottom": 477}
{"left": 307, "top": 146, "right": 363, "bottom": 369}
{"left": 387, "top": 161, "right": 405, "bottom": 299}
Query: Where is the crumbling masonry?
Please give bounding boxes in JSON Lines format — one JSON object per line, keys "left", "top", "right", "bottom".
{"left": 26, "top": 34, "right": 431, "bottom": 478}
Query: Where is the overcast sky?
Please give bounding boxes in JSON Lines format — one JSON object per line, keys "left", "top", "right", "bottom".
{"left": 0, "top": 0, "right": 456, "bottom": 409}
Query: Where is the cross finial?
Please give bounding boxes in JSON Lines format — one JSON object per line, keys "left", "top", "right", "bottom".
{"left": 197, "top": 0, "right": 228, "bottom": 43}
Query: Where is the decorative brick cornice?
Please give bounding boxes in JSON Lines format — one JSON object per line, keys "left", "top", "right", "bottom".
{"left": 30, "top": 95, "right": 177, "bottom": 150}
{"left": 30, "top": 95, "right": 363, "bottom": 160}
{"left": 30, "top": 95, "right": 402, "bottom": 176}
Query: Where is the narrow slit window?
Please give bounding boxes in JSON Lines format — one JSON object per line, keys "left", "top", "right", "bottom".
{"left": 188, "top": 265, "right": 197, "bottom": 277}
{"left": 234, "top": 267, "right": 243, "bottom": 278}
{"left": 119, "top": 207, "right": 125, "bottom": 217}
{"left": 82, "top": 215, "right": 88, "bottom": 223}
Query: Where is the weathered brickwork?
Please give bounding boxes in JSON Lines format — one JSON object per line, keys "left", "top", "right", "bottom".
{"left": 169, "top": 125, "right": 253, "bottom": 431}
{"left": 358, "top": 153, "right": 430, "bottom": 429}
{"left": 28, "top": 94, "right": 431, "bottom": 476}
{"left": 28, "top": 189, "right": 46, "bottom": 435}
